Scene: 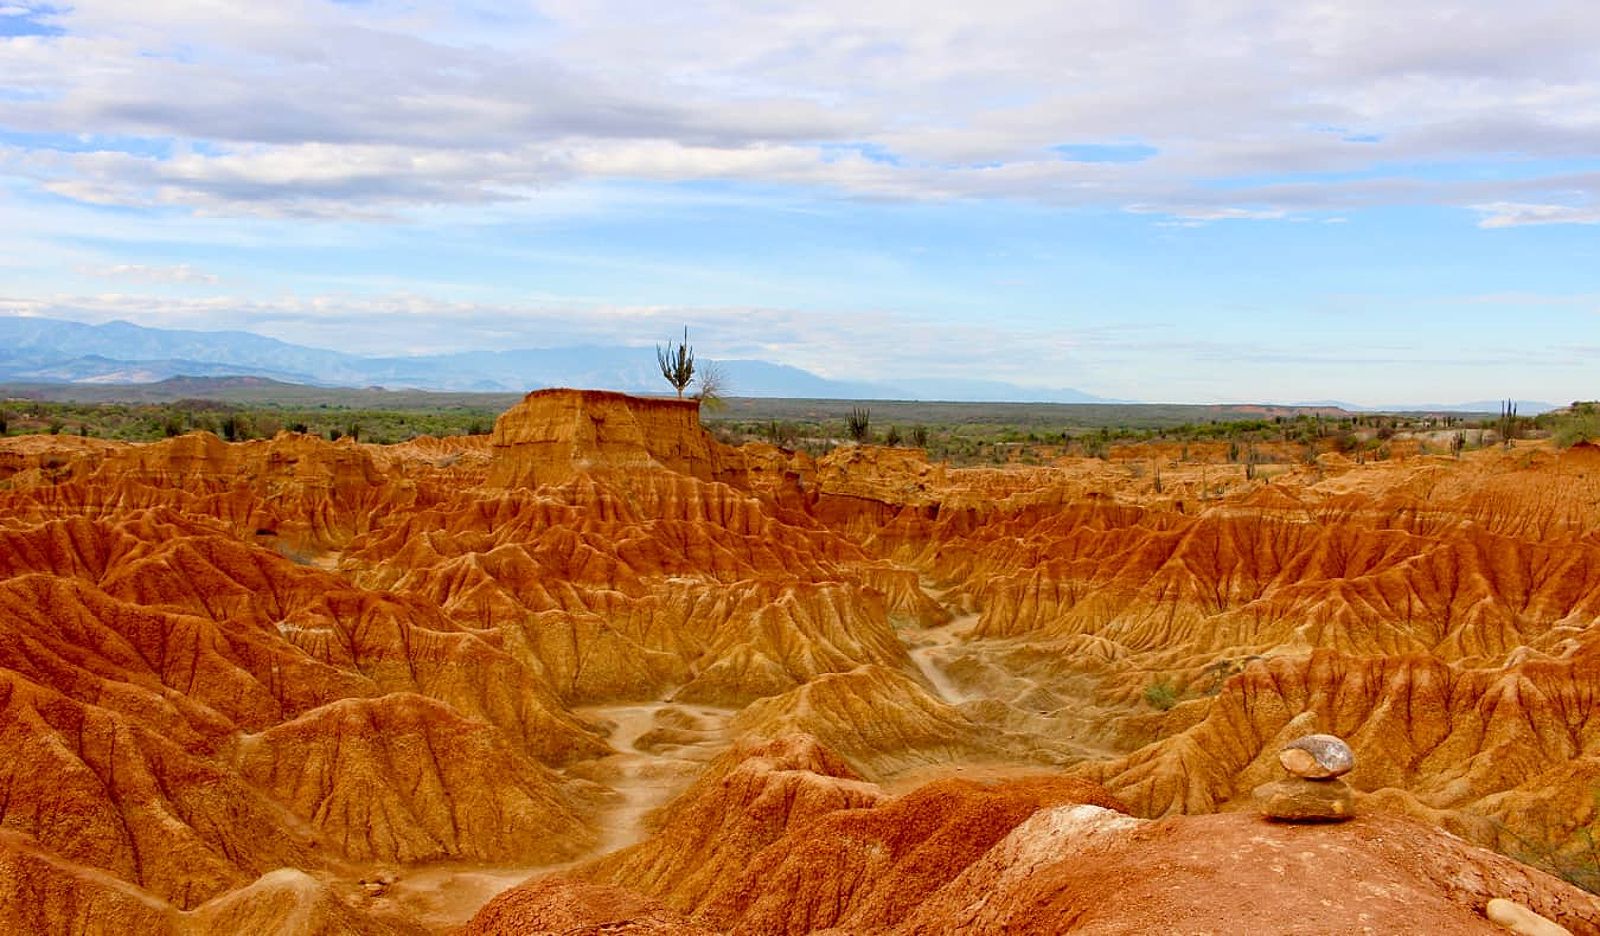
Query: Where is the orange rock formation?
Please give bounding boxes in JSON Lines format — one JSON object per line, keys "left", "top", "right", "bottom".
{"left": 3, "top": 390, "right": 1600, "bottom": 933}
{"left": 474, "top": 736, "right": 1598, "bottom": 935}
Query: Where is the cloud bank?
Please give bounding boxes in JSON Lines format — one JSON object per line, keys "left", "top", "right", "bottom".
{"left": 2, "top": 1, "right": 1597, "bottom": 221}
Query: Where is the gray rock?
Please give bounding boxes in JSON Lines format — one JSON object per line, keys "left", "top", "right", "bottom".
{"left": 1255, "top": 777, "right": 1355, "bottom": 822}
{"left": 1278, "top": 733, "right": 1354, "bottom": 779}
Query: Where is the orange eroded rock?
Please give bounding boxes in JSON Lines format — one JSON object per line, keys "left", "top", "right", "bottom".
{"left": 486, "top": 388, "right": 740, "bottom": 490}
{"left": 464, "top": 877, "right": 715, "bottom": 936}
{"left": 6, "top": 397, "right": 1600, "bottom": 932}
{"left": 579, "top": 734, "right": 886, "bottom": 912}
{"left": 234, "top": 693, "right": 601, "bottom": 864}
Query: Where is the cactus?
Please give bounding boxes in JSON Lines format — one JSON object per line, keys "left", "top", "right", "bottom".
{"left": 656, "top": 327, "right": 696, "bottom": 398}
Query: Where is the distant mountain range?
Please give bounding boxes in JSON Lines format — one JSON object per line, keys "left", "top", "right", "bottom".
{"left": 0, "top": 315, "right": 1559, "bottom": 412}
{"left": 0, "top": 315, "right": 1112, "bottom": 402}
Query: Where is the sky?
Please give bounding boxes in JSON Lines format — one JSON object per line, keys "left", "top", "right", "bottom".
{"left": 0, "top": 1, "right": 1597, "bottom": 405}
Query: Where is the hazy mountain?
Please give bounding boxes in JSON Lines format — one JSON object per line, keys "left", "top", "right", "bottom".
{"left": 1386, "top": 399, "right": 1560, "bottom": 415}
{"left": 1290, "top": 398, "right": 1558, "bottom": 415}
{"left": 0, "top": 317, "right": 355, "bottom": 381}
{"left": 5, "top": 316, "right": 1541, "bottom": 410}
{"left": 714, "top": 359, "right": 889, "bottom": 399}
{"left": 0, "top": 316, "right": 1111, "bottom": 402}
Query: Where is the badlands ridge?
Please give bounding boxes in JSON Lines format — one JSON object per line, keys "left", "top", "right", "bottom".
{"left": 1, "top": 389, "right": 1599, "bottom": 933}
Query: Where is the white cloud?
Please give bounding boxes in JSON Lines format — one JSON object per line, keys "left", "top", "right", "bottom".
{"left": 1129, "top": 205, "right": 1290, "bottom": 227}
{"left": 1471, "top": 201, "right": 1600, "bottom": 228}
{"left": 0, "top": 1, "right": 1596, "bottom": 222}
{"left": 79, "top": 263, "right": 220, "bottom": 284}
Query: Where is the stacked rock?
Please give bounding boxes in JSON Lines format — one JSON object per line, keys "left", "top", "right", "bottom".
{"left": 1255, "top": 733, "right": 1356, "bottom": 822}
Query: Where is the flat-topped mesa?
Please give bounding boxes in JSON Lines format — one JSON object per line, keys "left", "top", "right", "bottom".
{"left": 486, "top": 388, "right": 738, "bottom": 490}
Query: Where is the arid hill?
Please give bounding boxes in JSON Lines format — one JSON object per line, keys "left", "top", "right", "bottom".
{"left": 2, "top": 389, "right": 1599, "bottom": 933}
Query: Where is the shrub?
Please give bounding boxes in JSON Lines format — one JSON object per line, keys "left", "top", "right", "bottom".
{"left": 1143, "top": 679, "right": 1179, "bottom": 711}
{"left": 761, "top": 420, "right": 797, "bottom": 447}
{"left": 1551, "top": 404, "right": 1600, "bottom": 448}
{"left": 846, "top": 407, "right": 871, "bottom": 443}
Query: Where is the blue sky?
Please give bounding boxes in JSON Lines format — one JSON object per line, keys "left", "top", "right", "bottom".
{"left": 1, "top": 0, "right": 1597, "bottom": 404}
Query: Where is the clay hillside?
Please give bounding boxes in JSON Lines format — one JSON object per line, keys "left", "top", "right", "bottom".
{"left": 3, "top": 387, "right": 1599, "bottom": 934}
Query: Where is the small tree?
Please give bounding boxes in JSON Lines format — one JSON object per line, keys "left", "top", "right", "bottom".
{"left": 884, "top": 425, "right": 902, "bottom": 446}
{"left": 846, "top": 407, "right": 871, "bottom": 443}
{"left": 762, "top": 420, "right": 796, "bottom": 447}
{"left": 656, "top": 327, "right": 696, "bottom": 398}
{"left": 694, "top": 360, "right": 728, "bottom": 411}
{"left": 911, "top": 425, "right": 928, "bottom": 448}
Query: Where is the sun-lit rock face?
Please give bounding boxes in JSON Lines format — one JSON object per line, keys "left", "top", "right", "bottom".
{"left": 6, "top": 395, "right": 1600, "bottom": 933}
{"left": 810, "top": 442, "right": 1600, "bottom": 852}
{"left": 463, "top": 878, "right": 715, "bottom": 936}
{"left": 487, "top": 388, "right": 738, "bottom": 489}
{"left": 235, "top": 694, "right": 601, "bottom": 865}
{"left": 482, "top": 735, "right": 1127, "bottom": 932}
{"left": 728, "top": 666, "right": 1018, "bottom": 777}
{"left": 577, "top": 734, "right": 889, "bottom": 913}
{"left": 474, "top": 737, "right": 1600, "bottom": 935}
